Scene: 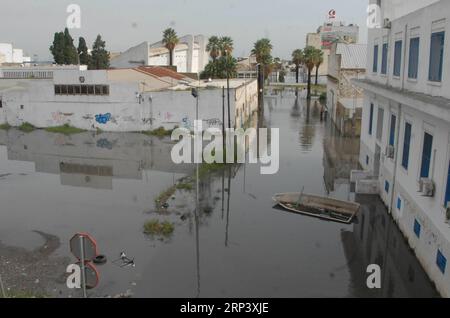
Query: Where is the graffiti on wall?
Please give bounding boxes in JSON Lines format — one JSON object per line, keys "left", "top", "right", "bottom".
{"left": 95, "top": 113, "right": 112, "bottom": 124}
{"left": 52, "top": 111, "right": 74, "bottom": 125}
{"left": 204, "top": 118, "right": 222, "bottom": 128}
{"left": 181, "top": 116, "right": 192, "bottom": 130}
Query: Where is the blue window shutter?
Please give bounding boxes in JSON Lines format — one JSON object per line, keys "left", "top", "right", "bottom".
{"left": 408, "top": 38, "right": 420, "bottom": 79}
{"left": 393, "top": 40, "right": 402, "bottom": 77}
{"left": 414, "top": 220, "right": 421, "bottom": 238}
{"left": 420, "top": 133, "right": 433, "bottom": 178}
{"left": 385, "top": 181, "right": 390, "bottom": 193}
{"left": 437, "top": 250, "right": 447, "bottom": 274}
{"left": 397, "top": 197, "right": 402, "bottom": 210}
{"left": 429, "top": 32, "right": 445, "bottom": 82}
{"left": 445, "top": 161, "right": 450, "bottom": 207}
{"left": 389, "top": 114, "right": 396, "bottom": 146}
{"left": 369, "top": 104, "right": 374, "bottom": 135}
{"left": 381, "top": 43, "right": 388, "bottom": 74}
{"left": 373, "top": 45, "right": 379, "bottom": 73}
{"left": 402, "top": 123, "right": 412, "bottom": 169}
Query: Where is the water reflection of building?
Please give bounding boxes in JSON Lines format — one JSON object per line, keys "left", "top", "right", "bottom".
{"left": 341, "top": 195, "right": 439, "bottom": 298}
{"left": 3, "top": 130, "right": 193, "bottom": 189}
{"left": 323, "top": 125, "right": 360, "bottom": 193}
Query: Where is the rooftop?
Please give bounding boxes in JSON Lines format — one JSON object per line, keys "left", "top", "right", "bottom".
{"left": 336, "top": 43, "right": 367, "bottom": 69}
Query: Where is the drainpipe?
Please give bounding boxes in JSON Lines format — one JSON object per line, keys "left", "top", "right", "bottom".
{"left": 389, "top": 23, "right": 408, "bottom": 215}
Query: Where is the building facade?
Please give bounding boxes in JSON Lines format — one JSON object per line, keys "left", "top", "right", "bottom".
{"left": 355, "top": 0, "right": 450, "bottom": 297}
{"left": 0, "top": 66, "right": 257, "bottom": 132}
{"left": 327, "top": 43, "right": 366, "bottom": 137}
{"left": 0, "top": 43, "right": 31, "bottom": 65}
{"left": 110, "top": 35, "right": 209, "bottom": 74}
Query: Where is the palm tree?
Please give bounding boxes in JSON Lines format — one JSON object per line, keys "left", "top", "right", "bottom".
{"left": 313, "top": 50, "right": 324, "bottom": 85}
{"left": 219, "top": 36, "right": 234, "bottom": 57}
{"left": 303, "top": 46, "right": 317, "bottom": 100}
{"left": 162, "top": 28, "right": 179, "bottom": 66}
{"left": 291, "top": 49, "right": 304, "bottom": 84}
{"left": 206, "top": 36, "right": 221, "bottom": 62}
{"left": 252, "top": 38, "right": 273, "bottom": 79}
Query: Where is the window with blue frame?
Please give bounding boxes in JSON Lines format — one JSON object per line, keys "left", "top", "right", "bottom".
{"left": 414, "top": 219, "right": 421, "bottom": 238}
{"left": 445, "top": 161, "right": 450, "bottom": 207}
{"left": 408, "top": 37, "right": 420, "bottom": 79}
{"left": 420, "top": 133, "right": 433, "bottom": 178}
{"left": 393, "top": 40, "right": 402, "bottom": 77}
{"left": 381, "top": 43, "right": 388, "bottom": 74}
{"left": 369, "top": 103, "right": 374, "bottom": 135}
{"left": 402, "top": 122, "right": 412, "bottom": 170}
{"left": 385, "top": 181, "right": 390, "bottom": 193}
{"left": 389, "top": 114, "right": 396, "bottom": 146}
{"left": 397, "top": 197, "right": 402, "bottom": 210}
{"left": 437, "top": 250, "right": 447, "bottom": 274}
{"left": 373, "top": 45, "right": 379, "bottom": 73}
{"left": 429, "top": 32, "right": 445, "bottom": 82}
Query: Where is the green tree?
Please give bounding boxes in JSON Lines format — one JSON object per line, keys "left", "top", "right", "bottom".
{"left": 63, "top": 28, "right": 78, "bottom": 64}
{"left": 206, "top": 36, "right": 221, "bottom": 62}
{"left": 50, "top": 32, "right": 65, "bottom": 64}
{"left": 162, "top": 28, "right": 179, "bottom": 66}
{"left": 89, "top": 35, "right": 109, "bottom": 70}
{"left": 219, "top": 36, "right": 234, "bottom": 57}
{"left": 200, "top": 55, "right": 237, "bottom": 79}
{"left": 291, "top": 49, "right": 304, "bottom": 84}
{"left": 303, "top": 46, "right": 318, "bottom": 100}
{"left": 251, "top": 38, "right": 273, "bottom": 79}
{"left": 313, "top": 50, "right": 324, "bottom": 85}
{"left": 78, "top": 37, "right": 90, "bottom": 66}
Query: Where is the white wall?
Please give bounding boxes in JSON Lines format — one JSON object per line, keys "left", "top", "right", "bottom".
{"left": 0, "top": 70, "right": 257, "bottom": 132}
{"left": 110, "top": 42, "right": 149, "bottom": 68}
{"left": 368, "top": 0, "right": 450, "bottom": 99}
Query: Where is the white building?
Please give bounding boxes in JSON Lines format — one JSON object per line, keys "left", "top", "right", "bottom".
{"left": 355, "top": 0, "right": 450, "bottom": 297}
{"left": 0, "top": 43, "right": 31, "bottom": 64}
{"left": 0, "top": 66, "right": 257, "bottom": 132}
{"left": 327, "top": 43, "right": 366, "bottom": 137}
{"left": 110, "top": 35, "right": 209, "bottom": 74}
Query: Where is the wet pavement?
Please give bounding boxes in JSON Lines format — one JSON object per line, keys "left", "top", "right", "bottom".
{"left": 0, "top": 91, "right": 439, "bottom": 298}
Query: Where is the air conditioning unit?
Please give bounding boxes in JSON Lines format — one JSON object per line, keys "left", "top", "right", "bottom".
{"left": 386, "top": 145, "right": 395, "bottom": 159}
{"left": 419, "top": 178, "right": 435, "bottom": 197}
{"left": 383, "top": 18, "right": 391, "bottom": 29}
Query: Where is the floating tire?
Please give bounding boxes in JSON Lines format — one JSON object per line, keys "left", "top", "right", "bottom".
{"left": 93, "top": 254, "right": 107, "bottom": 265}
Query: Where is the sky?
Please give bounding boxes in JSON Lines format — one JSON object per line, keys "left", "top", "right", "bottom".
{"left": 0, "top": 0, "right": 368, "bottom": 61}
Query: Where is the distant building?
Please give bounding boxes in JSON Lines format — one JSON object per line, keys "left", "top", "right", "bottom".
{"left": 354, "top": 0, "right": 450, "bottom": 297}
{"left": 306, "top": 18, "right": 360, "bottom": 83}
{"left": 0, "top": 43, "right": 31, "bottom": 65}
{"left": 110, "top": 35, "right": 209, "bottom": 74}
{"left": 306, "top": 33, "right": 329, "bottom": 81}
{"left": 236, "top": 55, "right": 258, "bottom": 79}
{"left": 327, "top": 43, "right": 366, "bottom": 137}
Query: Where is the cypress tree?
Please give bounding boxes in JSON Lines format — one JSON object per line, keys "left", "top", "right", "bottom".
{"left": 90, "top": 35, "right": 110, "bottom": 70}
{"left": 78, "top": 37, "right": 90, "bottom": 66}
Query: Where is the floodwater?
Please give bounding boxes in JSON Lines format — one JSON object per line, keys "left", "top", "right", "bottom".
{"left": 0, "top": 91, "right": 439, "bottom": 298}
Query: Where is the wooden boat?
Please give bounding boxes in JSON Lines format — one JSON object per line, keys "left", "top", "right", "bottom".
{"left": 272, "top": 193, "right": 360, "bottom": 224}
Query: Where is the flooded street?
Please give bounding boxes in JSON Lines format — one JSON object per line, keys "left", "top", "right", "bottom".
{"left": 0, "top": 91, "right": 439, "bottom": 298}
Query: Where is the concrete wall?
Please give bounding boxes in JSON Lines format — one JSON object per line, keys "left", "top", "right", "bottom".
{"left": 0, "top": 70, "right": 257, "bottom": 132}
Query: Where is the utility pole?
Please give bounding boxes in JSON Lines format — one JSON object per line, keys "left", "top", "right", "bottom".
{"left": 222, "top": 86, "right": 226, "bottom": 162}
